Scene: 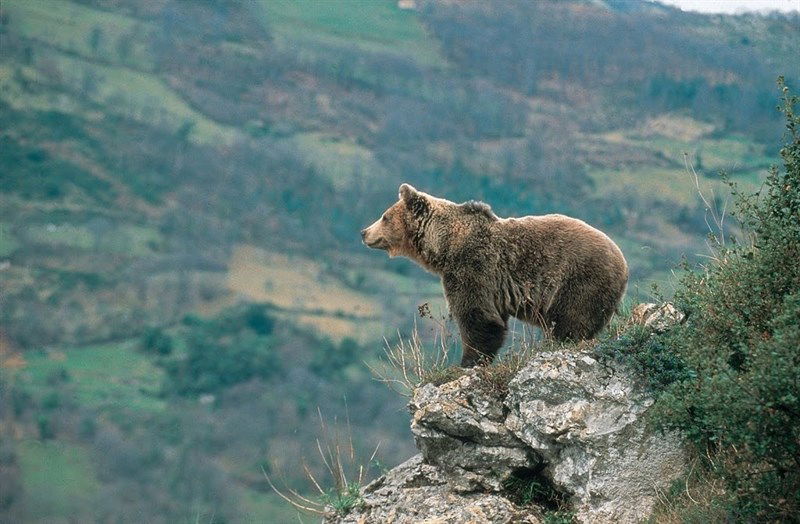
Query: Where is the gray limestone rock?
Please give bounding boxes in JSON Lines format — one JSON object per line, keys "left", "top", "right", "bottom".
{"left": 504, "top": 350, "right": 687, "bottom": 522}
{"left": 410, "top": 371, "right": 539, "bottom": 492}
{"left": 327, "top": 346, "right": 687, "bottom": 524}
{"left": 329, "top": 455, "right": 540, "bottom": 524}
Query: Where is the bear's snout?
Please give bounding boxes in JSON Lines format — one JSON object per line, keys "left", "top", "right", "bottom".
{"left": 361, "top": 223, "right": 388, "bottom": 250}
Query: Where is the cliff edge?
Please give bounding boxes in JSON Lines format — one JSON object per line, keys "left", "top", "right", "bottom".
{"left": 328, "top": 335, "right": 688, "bottom": 523}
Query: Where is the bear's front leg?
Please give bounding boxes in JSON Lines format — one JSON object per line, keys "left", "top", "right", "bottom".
{"left": 457, "top": 308, "right": 507, "bottom": 367}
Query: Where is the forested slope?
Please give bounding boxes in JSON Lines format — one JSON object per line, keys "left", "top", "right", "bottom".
{"left": 0, "top": 0, "right": 796, "bottom": 521}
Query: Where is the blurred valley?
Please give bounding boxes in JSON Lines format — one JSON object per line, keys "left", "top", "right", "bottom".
{"left": 0, "top": 0, "right": 797, "bottom": 521}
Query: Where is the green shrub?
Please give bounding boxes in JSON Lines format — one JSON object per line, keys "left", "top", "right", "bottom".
{"left": 503, "top": 468, "right": 564, "bottom": 509}
{"left": 503, "top": 467, "right": 574, "bottom": 522}
{"left": 45, "top": 367, "right": 70, "bottom": 385}
{"left": 40, "top": 391, "right": 61, "bottom": 410}
{"left": 594, "top": 325, "right": 691, "bottom": 393}
{"left": 78, "top": 416, "right": 97, "bottom": 440}
{"left": 140, "top": 327, "right": 173, "bottom": 355}
{"left": 310, "top": 337, "right": 360, "bottom": 378}
{"left": 542, "top": 510, "right": 577, "bottom": 524}
{"left": 162, "top": 305, "right": 280, "bottom": 395}
{"left": 165, "top": 330, "right": 279, "bottom": 396}
{"left": 37, "top": 415, "right": 55, "bottom": 439}
{"left": 0, "top": 135, "right": 114, "bottom": 203}
{"left": 242, "top": 304, "right": 275, "bottom": 335}
{"left": 650, "top": 79, "right": 800, "bottom": 521}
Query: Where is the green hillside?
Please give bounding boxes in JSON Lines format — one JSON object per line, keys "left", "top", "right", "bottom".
{"left": 0, "top": 0, "right": 796, "bottom": 521}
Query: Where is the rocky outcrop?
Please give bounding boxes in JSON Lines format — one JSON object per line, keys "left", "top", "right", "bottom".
{"left": 333, "top": 455, "right": 540, "bottom": 523}
{"left": 410, "top": 371, "right": 539, "bottom": 493}
{"left": 329, "top": 340, "right": 688, "bottom": 523}
{"left": 630, "top": 302, "right": 685, "bottom": 332}
{"left": 503, "top": 350, "right": 687, "bottom": 522}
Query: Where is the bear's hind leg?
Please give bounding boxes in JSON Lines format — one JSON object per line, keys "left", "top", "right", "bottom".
{"left": 549, "top": 293, "right": 616, "bottom": 341}
{"left": 457, "top": 309, "right": 507, "bottom": 367}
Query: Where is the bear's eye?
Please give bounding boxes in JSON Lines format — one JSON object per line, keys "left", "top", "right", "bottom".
{"left": 382, "top": 214, "right": 388, "bottom": 222}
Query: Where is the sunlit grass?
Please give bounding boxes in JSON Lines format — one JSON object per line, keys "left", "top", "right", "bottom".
{"left": 227, "top": 245, "right": 384, "bottom": 340}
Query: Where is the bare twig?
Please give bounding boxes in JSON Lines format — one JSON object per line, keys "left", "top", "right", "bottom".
{"left": 683, "top": 152, "right": 731, "bottom": 259}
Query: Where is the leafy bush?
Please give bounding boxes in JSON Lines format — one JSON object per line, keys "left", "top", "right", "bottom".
{"left": 594, "top": 325, "right": 691, "bottom": 393}
{"left": 37, "top": 414, "right": 55, "bottom": 439}
{"left": 0, "top": 135, "right": 114, "bottom": 203}
{"left": 503, "top": 468, "right": 565, "bottom": 509}
{"left": 242, "top": 304, "right": 275, "bottom": 336}
{"left": 503, "top": 467, "right": 574, "bottom": 523}
{"left": 650, "top": 79, "right": 800, "bottom": 520}
{"left": 163, "top": 305, "right": 280, "bottom": 395}
{"left": 40, "top": 391, "right": 61, "bottom": 410}
{"left": 310, "top": 337, "right": 360, "bottom": 379}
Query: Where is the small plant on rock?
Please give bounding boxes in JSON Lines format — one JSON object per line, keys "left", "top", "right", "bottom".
{"left": 264, "top": 408, "right": 379, "bottom": 518}
{"left": 503, "top": 467, "right": 575, "bottom": 522}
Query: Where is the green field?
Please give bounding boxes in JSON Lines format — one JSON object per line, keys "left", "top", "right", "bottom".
{"left": 25, "top": 223, "right": 94, "bottom": 249}
{"left": 3, "top": 0, "right": 155, "bottom": 69}
{"left": 40, "top": 49, "right": 239, "bottom": 144}
{"left": 251, "top": 0, "right": 446, "bottom": 67}
{"left": 589, "top": 128, "right": 775, "bottom": 211}
{"left": 633, "top": 135, "right": 775, "bottom": 180}
{"left": 2, "top": 1, "right": 240, "bottom": 145}
{"left": 0, "top": 57, "right": 238, "bottom": 145}
{"left": 20, "top": 341, "right": 165, "bottom": 414}
{"left": 292, "top": 132, "right": 386, "bottom": 189}
{"left": 23, "top": 223, "right": 162, "bottom": 255}
{"left": 0, "top": 222, "right": 20, "bottom": 257}
{"left": 17, "top": 440, "right": 101, "bottom": 521}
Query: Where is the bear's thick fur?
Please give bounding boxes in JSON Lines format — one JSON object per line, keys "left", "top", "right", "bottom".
{"left": 362, "top": 184, "right": 628, "bottom": 366}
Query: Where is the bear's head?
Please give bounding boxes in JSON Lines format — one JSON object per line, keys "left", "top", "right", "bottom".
{"left": 361, "top": 183, "right": 428, "bottom": 257}
{"left": 361, "top": 184, "right": 496, "bottom": 273}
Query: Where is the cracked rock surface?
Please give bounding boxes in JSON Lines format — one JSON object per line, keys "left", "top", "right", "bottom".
{"left": 504, "top": 350, "right": 687, "bottom": 522}
{"left": 331, "top": 455, "right": 540, "bottom": 523}
{"left": 328, "top": 345, "right": 687, "bottom": 524}
{"left": 410, "top": 371, "right": 539, "bottom": 492}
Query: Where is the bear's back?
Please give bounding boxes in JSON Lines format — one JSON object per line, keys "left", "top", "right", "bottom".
{"left": 489, "top": 213, "right": 628, "bottom": 297}
{"left": 498, "top": 214, "right": 623, "bottom": 261}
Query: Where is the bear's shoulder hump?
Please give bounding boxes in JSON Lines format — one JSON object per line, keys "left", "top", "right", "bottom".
{"left": 461, "top": 200, "right": 498, "bottom": 221}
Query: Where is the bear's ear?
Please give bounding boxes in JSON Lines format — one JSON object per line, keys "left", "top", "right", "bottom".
{"left": 399, "top": 183, "right": 418, "bottom": 202}
{"left": 399, "top": 183, "right": 429, "bottom": 217}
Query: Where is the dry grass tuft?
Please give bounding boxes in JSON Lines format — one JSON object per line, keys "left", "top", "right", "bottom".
{"left": 649, "top": 447, "right": 734, "bottom": 524}
{"left": 264, "top": 407, "right": 380, "bottom": 518}
{"left": 367, "top": 305, "right": 456, "bottom": 397}
{"left": 369, "top": 303, "right": 600, "bottom": 400}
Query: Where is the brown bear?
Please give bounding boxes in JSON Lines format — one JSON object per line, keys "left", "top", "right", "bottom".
{"left": 361, "top": 184, "right": 628, "bottom": 367}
